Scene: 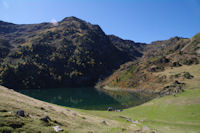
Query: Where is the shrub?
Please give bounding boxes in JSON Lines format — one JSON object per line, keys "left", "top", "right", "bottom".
{"left": 170, "top": 62, "right": 182, "bottom": 67}
{"left": 182, "top": 58, "right": 199, "bottom": 65}
{"left": 183, "top": 72, "right": 194, "bottom": 79}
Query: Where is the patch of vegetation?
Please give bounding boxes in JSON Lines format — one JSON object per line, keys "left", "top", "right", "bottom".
{"left": 183, "top": 72, "right": 194, "bottom": 79}
{"left": 170, "top": 61, "right": 182, "bottom": 67}
{"left": 159, "top": 80, "right": 185, "bottom": 97}
{"left": 170, "top": 71, "right": 194, "bottom": 79}
{"left": 181, "top": 58, "right": 199, "bottom": 65}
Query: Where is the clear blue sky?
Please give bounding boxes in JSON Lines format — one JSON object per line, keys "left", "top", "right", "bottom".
{"left": 0, "top": 0, "right": 199, "bottom": 43}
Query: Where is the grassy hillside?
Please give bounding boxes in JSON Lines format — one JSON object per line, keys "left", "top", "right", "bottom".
{"left": 78, "top": 64, "right": 200, "bottom": 133}
{"left": 99, "top": 33, "right": 200, "bottom": 92}
{"left": 0, "top": 17, "right": 199, "bottom": 133}
{"left": 0, "top": 62, "right": 199, "bottom": 133}
{"left": 80, "top": 89, "right": 200, "bottom": 133}
{"left": 0, "top": 86, "right": 146, "bottom": 133}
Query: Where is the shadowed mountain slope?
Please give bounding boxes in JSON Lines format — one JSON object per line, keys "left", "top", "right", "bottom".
{"left": 0, "top": 17, "right": 145, "bottom": 89}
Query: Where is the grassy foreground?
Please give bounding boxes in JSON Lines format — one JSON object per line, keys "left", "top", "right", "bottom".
{"left": 77, "top": 89, "right": 200, "bottom": 133}
{"left": 0, "top": 65, "right": 200, "bottom": 133}
{"left": 76, "top": 64, "right": 200, "bottom": 133}
{"left": 0, "top": 86, "right": 143, "bottom": 133}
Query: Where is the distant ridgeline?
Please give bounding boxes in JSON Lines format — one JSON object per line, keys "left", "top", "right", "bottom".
{"left": 0, "top": 17, "right": 145, "bottom": 89}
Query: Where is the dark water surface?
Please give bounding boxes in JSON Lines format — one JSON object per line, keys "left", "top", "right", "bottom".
{"left": 17, "top": 88, "right": 149, "bottom": 110}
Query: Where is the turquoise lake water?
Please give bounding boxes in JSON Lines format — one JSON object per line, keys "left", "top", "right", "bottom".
{"left": 17, "top": 87, "right": 149, "bottom": 110}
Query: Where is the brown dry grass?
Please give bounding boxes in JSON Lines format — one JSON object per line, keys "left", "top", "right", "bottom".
{"left": 0, "top": 86, "right": 142, "bottom": 133}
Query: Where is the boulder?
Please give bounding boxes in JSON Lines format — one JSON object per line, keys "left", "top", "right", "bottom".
{"left": 40, "top": 116, "right": 51, "bottom": 122}
{"left": 107, "top": 107, "right": 113, "bottom": 111}
{"left": 101, "top": 120, "right": 107, "bottom": 125}
{"left": 53, "top": 126, "right": 63, "bottom": 132}
{"left": 16, "top": 110, "right": 25, "bottom": 117}
{"left": 115, "top": 109, "right": 123, "bottom": 112}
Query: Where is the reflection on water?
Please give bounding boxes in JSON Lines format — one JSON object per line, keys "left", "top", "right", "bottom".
{"left": 17, "top": 88, "right": 149, "bottom": 110}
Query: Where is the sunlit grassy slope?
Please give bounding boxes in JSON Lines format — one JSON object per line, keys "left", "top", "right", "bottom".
{"left": 155, "top": 64, "right": 200, "bottom": 90}
{"left": 77, "top": 89, "right": 200, "bottom": 133}
{"left": 75, "top": 64, "right": 200, "bottom": 133}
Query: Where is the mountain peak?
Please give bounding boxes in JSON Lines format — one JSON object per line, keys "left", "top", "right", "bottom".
{"left": 61, "top": 16, "right": 83, "bottom": 23}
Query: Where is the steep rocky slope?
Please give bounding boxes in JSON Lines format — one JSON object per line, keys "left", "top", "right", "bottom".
{"left": 0, "top": 17, "right": 145, "bottom": 89}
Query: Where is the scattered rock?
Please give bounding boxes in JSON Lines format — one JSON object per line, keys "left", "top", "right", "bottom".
{"left": 82, "top": 116, "right": 86, "bottom": 119}
{"left": 101, "top": 120, "right": 107, "bottom": 125}
{"left": 159, "top": 80, "right": 185, "bottom": 97}
{"left": 52, "top": 126, "right": 63, "bottom": 132}
{"left": 27, "top": 113, "right": 32, "bottom": 118}
{"left": 8, "top": 111, "right": 12, "bottom": 114}
{"left": 26, "top": 113, "right": 31, "bottom": 118}
{"left": 16, "top": 110, "right": 25, "bottom": 117}
{"left": 119, "top": 116, "right": 128, "bottom": 119}
{"left": 119, "top": 116, "right": 139, "bottom": 124}
{"left": 107, "top": 107, "right": 113, "bottom": 111}
{"left": 127, "top": 119, "right": 139, "bottom": 124}
{"left": 115, "top": 109, "right": 123, "bottom": 112}
{"left": 131, "top": 124, "right": 137, "bottom": 127}
{"left": 40, "top": 116, "right": 51, "bottom": 122}
{"left": 40, "top": 107, "right": 45, "bottom": 110}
